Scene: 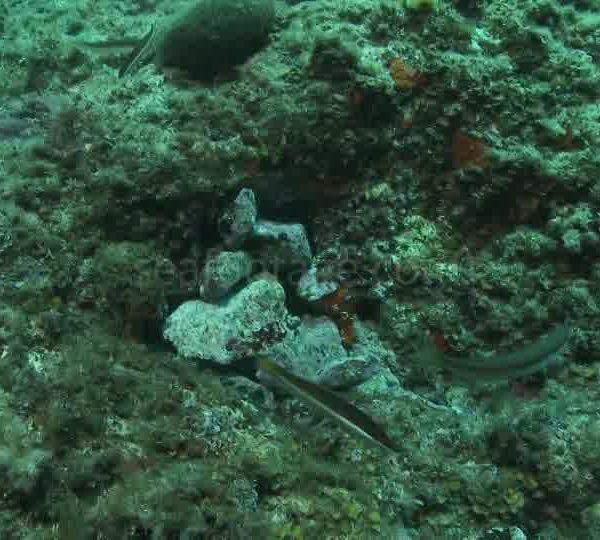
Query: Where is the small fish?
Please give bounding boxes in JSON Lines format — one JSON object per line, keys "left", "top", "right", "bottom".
{"left": 118, "top": 25, "right": 160, "bottom": 78}
{"left": 417, "top": 323, "right": 571, "bottom": 382}
{"left": 81, "top": 25, "right": 159, "bottom": 78}
{"left": 256, "top": 355, "right": 397, "bottom": 453}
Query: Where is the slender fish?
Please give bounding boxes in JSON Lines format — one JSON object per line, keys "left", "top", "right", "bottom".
{"left": 257, "top": 356, "right": 397, "bottom": 453}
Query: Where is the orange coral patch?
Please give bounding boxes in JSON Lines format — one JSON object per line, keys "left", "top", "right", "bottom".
{"left": 389, "top": 58, "right": 424, "bottom": 90}
{"left": 321, "top": 285, "right": 357, "bottom": 347}
{"left": 451, "top": 130, "right": 489, "bottom": 169}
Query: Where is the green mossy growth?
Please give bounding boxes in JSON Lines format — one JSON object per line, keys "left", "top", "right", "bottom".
{"left": 86, "top": 242, "right": 177, "bottom": 340}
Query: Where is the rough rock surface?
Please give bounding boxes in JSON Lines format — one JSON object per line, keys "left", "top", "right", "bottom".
{"left": 164, "top": 278, "right": 290, "bottom": 364}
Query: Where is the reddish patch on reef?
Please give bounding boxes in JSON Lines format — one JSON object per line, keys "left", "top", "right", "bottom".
{"left": 321, "top": 285, "right": 357, "bottom": 347}
{"left": 451, "top": 130, "right": 489, "bottom": 169}
{"left": 389, "top": 57, "right": 426, "bottom": 90}
{"left": 430, "top": 329, "right": 450, "bottom": 353}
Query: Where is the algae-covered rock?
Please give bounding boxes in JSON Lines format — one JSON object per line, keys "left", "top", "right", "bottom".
{"left": 219, "top": 188, "right": 258, "bottom": 248}
{"left": 156, "top": 0, "right": 276, "bottom": 79}
{"left": 266, "top": 316, "right": 390, "bottom": 388}
{"left": 251, "top": 219, "right": 313, "bottom": 269}
{"left": 199, "top": 250, "right": 253, "bottom": 300}
{"left": 164, "top": 278, "right": 290, "bottom": 364}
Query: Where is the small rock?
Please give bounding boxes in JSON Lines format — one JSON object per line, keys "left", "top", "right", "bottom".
{"left": 297, "top": 266, "right": 339, "bottom": 302}
{"left": 318, "top": 355, "right": 378, "bottom": 389}
{"left": 164, "top": 279, "right": 290, "bottom": 364}
{"left": 219, "top": 189, "right": 258, "bottom": 248}
{"left": 251, "top": 219, "right": 312, "bottom": 269}
{"left": 199, "top": 250, "right": 253, "bottom": 300}
{"left": 267, "top": 317, "right": 345, "bottom": 382}
{"left": 265, "top": 316, "right": 388, "bottom": 387}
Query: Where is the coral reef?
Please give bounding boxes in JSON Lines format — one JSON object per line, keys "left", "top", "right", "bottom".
{"left": 0, "top": 0, "right": 598, "bottom": 537}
